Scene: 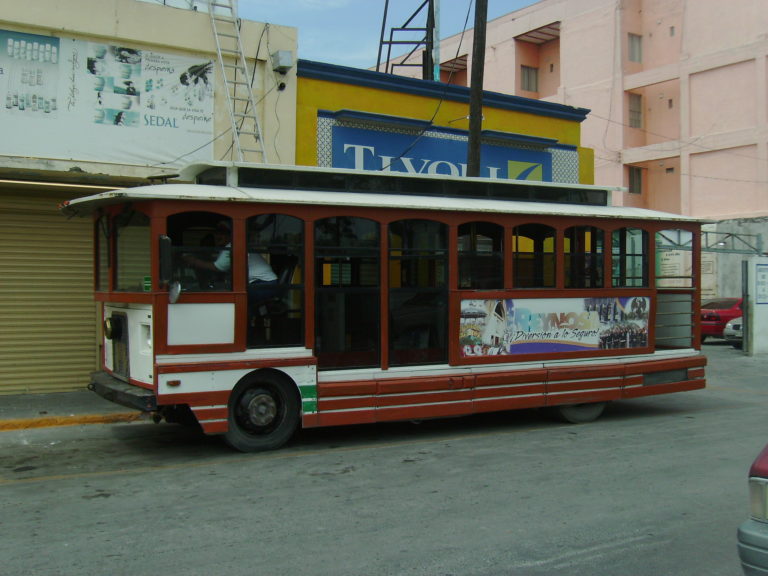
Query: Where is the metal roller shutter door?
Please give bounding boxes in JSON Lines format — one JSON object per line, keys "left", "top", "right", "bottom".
{"left": 0, "top": 190, "right": 97, "bottom": 394}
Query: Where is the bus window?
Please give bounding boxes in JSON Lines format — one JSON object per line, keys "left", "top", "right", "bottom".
{"left": 96, "top": 214, "right": 110, "bottom": 291}
{"left": 167, "top": 212, "right": 232, "bottom": 292}
{"left": 458, "top": 221, "right": 504, "bottom": 289}
{"left": 389, "top": 219, "right": 448, "bottom": 366}
{"left": 512, "top": 223, "right": 555, "bottom": 288}
{"left": 315, "top": 217, "right": 380, "bottom": 369}
{"left": 612, "top": 227, "right": 648, "bottom": 287}
{"left": 247, "top": 214, "right": 304, "bottom": 347}
{"left": 115, "top": 209, "right": 151, "bottom": 292}
{"left": 565, "top": 226, "right": 604, "bottom": 288}
{"left": 654, "top": 229, "right": 695, "bottom": 348}
{"left": 655, "top": 229, "right": 693, "bottom": 288}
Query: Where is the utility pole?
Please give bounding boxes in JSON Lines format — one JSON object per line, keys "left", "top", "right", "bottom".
{"left": 466, "top": 0, "right": 487, "bottom": 177}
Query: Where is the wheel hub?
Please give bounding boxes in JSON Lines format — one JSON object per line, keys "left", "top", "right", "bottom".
{"left": 245, "top": 392, "right": 277, "bottom": 427}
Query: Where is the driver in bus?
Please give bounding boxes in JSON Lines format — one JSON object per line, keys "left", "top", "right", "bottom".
{"left": 183, "top": 221, "right": 278, "bottom": 308}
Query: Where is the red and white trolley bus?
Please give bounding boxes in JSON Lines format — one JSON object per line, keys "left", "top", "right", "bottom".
{"left": 61, "top": 163, "right": 706, "bottom": 451}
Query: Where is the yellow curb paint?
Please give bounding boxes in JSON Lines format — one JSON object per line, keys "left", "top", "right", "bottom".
{"left": 0, "top": 413, "right": 141, "bottom": 431}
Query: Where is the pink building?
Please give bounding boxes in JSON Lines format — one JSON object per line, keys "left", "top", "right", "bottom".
{"left": 391, "top": 0, "right": 768, "bottom": 220}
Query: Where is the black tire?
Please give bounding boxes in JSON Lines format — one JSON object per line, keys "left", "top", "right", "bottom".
{"left": 224, "top": 372, "right": 300, "bottom": 452}
{"left": 550, "top": 402, "right": 607, "bottom": 424}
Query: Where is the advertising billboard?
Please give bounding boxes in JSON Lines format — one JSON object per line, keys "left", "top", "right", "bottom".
{"left": 1, "top": 28, "right": 214, "bottom": 167}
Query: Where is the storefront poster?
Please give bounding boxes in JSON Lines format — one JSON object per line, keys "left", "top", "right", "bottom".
{"left": 1, "top": 29, "right": 213, "bottom": 167}
{"left": 459, "top": 296, "right": 650, "bottom": 357}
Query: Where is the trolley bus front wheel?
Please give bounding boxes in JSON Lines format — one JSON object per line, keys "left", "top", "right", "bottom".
{"left": 550, "top": 401, "right": 607, "bottom": 424}
{"left": 224, "top": 372, "right": 300, "bottom": 452}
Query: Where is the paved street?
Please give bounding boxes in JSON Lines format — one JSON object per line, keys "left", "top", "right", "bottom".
{"left": 0, "top": 341, "right": 765, "bottom": 576}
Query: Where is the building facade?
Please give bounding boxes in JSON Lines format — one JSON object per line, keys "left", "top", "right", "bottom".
{"left": 0, "top": 0, "right": 297, "bottom": 394}
{"left": 387, "top": 0, "right": 768, "bottom": 297}
{"left": 390, "top": 0, "right": 768, "bottom": 217}
{"left": 295, "top": 59, "right": 596, "bottom": 185}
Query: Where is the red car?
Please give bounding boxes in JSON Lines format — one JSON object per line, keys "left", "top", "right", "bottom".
{"left": 701, "top": 297, "right": 742, "bottom": 341}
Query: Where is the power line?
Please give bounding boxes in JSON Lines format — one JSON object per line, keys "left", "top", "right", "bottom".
{"left": 379, "top": 0, "right": 476, "bottom": 172}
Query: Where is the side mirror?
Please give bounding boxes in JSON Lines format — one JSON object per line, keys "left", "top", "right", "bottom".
{"left": 159, "top": 234, "right": 173, "bottom": 286}
{"left": 159, "top": 235, "right": 181, "bottom": 303}
{"left": 169, "top": 280, "right": 182, "bottom": 304}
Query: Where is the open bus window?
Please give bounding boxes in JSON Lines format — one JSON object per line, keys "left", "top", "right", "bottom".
{"left": 565, "top": 225, "right": 604, "bottom": 288}
{"left": 166, "top": 211, "right": 232, "bottom": 292}
{"left": 612, "top": 228, "right": 648, "bottom": 287}
{"left": 655, "top": 229, "right": 693, "bottom": 288}
{"left": 246, "top": 214, "right": 304, "bottom": 348}
{"left": 114, "top": 209, "right": 151, "bottom": 292}
{"left": 389, "top": 219, "right": 448, "bottom": 366}
{"left": 512, "top": 223, "right": 556, "bottom": 288}
{"left": 458, "top": 221, "right": 504, "bottom": 289}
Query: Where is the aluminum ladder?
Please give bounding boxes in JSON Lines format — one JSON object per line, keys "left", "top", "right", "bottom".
{"left": 208, "top": 0, "right": 267, "bottom": 162}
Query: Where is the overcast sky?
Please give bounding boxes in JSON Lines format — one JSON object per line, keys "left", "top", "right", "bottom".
{"left": 238, "top": 0, "right": 539, "bottom": 69}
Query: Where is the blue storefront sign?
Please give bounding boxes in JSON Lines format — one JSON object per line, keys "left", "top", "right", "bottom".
{"left": 330, "top": 123, "right": 554, "bottom": 181}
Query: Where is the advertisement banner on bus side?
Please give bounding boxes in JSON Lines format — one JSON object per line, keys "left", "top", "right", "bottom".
{"left": 459, "top": 296, "right": 650, "bottom": 357}
{"left": 0, "top": 28, "right": 214, "bottom": 167}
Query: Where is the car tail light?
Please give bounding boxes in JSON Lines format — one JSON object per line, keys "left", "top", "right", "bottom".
{"left": 701, "top": 312, "right": 720, "bottom": 322}
{"left": 749, "top": 477, "right": 768, "bottom": 522}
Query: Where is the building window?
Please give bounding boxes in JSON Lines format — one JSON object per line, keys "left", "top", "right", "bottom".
{"left": 628, "top": 33, "right": 643, "bottom": 63}
{"left": 629, "top": 93, "right": 642, "bottom": 128}
{"left": 521, "top": 65, "right": 539, "bottom": 92}
{"left": 669, "top": 26, "right": 675, "bottom": 37}
{"left": 629, "top": 166, "right": 643, "bottom": 194}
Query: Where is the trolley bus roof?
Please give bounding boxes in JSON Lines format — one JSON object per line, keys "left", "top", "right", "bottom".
{"left": 61, "top": 182, "right": 703, "bottom": 223}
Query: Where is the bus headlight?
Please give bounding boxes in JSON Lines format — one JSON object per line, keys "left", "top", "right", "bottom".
{"left": 749, "top": 478, "right": 768, "bottom": 522}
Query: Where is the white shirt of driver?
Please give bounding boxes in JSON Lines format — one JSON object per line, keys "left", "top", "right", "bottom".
{"left": 212, "top": 244, "right": 277, "bottom": 282}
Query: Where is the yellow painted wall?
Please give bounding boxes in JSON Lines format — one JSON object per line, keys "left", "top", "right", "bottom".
{"left": 297, "top": 74, "right": 594, "bottom": 184}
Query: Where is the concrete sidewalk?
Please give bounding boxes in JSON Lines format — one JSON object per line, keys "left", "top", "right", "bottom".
{"left": 0, "top": 388, "right": 141, "bottom": 431}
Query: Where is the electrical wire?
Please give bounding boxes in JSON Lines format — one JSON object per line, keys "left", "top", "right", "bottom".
{"left": 378, "top": 0, "right": 476, "bottom": 172}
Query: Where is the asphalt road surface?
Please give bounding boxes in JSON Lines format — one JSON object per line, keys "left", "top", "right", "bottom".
{"left": 1, "top": 341, "right": 764, "bottom": 576}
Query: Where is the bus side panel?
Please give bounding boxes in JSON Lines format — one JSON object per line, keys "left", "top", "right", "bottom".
{"left": 544, "top": 364, "right": 626, "bottom": 408}
{"left": 621, "top": 355, "right": 706, "bottom": 399}
{"left": 311, "top": 354, "right": 706, "bottom": 428}
{"left": 157, "top": 363, "right": 317, "bottom": 434}
{"left": 472, "top": 369, "right": 547, "bottom": 413}
{"left": 376, "top": 375, "right": 474, "bottom": 421}
{"left": 315, "top": 369, "right": 549, "bottom": 426}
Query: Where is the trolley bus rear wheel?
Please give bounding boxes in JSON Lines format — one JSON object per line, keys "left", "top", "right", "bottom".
{"left": 551, "top": 402, "right": 607, "bottom": 424}
{"left": 224, "top": 372, "right": 299, "bottom": 452}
